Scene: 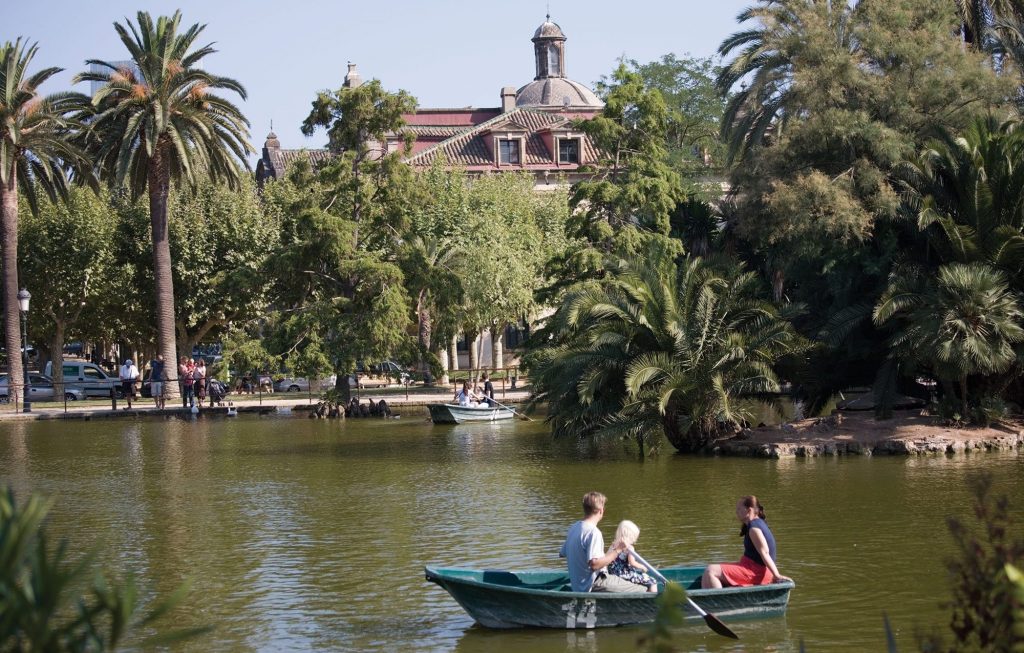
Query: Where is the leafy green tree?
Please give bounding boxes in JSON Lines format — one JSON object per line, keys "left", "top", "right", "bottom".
{"left": 527, "top": 246, "right": 805, "bottom": 455}
{"left": 0, "top": 487, "right": 208, "bottom": 650}
{"left": 18, "top": 187, "right": 116, "bottom": 394}
{"left": 75, "top": 11, "right": 252, "bottom": 398}
{"left": 896, "top": 117, "right": 1024, "bottom": 291}
{"left": 716, "top": 0, "right": 855, "bottom": 164}
{"left": 720, "top": 0, "right": 1014, "bottom": 409}
{"left": 874, "top": 263, "right": 1024, "bottom": 417}
{"left": 601, "top": 53, "right": 727, "bottom": 175}
{"left": 397, "top": 161, "right": 469, "bottom": 381}
{"left": 168, "top": 175, "right": 279, "bottom": 356}
{"left": 0, "top": 39, "right": 87, "bottom": 401}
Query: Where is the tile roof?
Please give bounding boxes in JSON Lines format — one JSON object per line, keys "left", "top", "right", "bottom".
{"left": 404, "top": 107, "right": 595, "bottom": 168}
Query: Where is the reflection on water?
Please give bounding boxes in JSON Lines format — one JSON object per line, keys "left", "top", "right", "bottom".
{"left": 0, "top": 415, "right": 1021, "bottom": 652}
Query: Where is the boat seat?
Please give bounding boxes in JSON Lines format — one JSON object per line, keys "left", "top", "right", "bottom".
{"left": 481, "top": 570, "right": 571, "bottom": 591}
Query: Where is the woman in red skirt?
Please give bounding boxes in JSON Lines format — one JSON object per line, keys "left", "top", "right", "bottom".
{"left": 701, "top": 495, "right": 791, "bottom": 588}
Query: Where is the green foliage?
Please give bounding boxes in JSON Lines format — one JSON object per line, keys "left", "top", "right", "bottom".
{"left": 0, "top": 39, "right": 89, "bottom": 215}
{"left": 638, "top": 581, "right": 689, "bottom": 653}
{"left": 167, "top": 174, "right": 279, "bottom": 352}
{"left": 75, "top": 11, "right": 252, "bottom": 198}
{"left": 718, "top": 0, "right": 1018, "bottom": 410}
{"left": 527, "top": 247, "right": 806, "bottom": 454}
{"left": 566, "top": 63, "right": 684, "bottom": 272}
{"left": 264, "top": 77, "right": 419, "bottom": 395}
{"left": 600, "top": 53, "right": 727, "bottom": 177}
{"left": 933, "top": 473, "right": 1023, "bottom": 652}
{"left": 0, "top": 487, "right": 208, "bottom": 651}
{"left": 18, "top": 186, "right": 116, "bottom": 352}
{"left": 874, "top": 262, "right": 1024, "bottom": 418}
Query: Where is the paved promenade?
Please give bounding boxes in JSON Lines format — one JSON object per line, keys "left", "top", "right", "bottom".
{"left": 0, "top": 386, "right": 533, "bottom": 421}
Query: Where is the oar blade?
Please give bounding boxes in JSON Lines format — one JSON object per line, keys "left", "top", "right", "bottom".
{"left": 703, "top": 613, "right": 739, "bottom": 640}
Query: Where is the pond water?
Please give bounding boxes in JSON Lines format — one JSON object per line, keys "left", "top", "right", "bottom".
{"left": 0, "top": 414, "right": 1021, "bottom": 652}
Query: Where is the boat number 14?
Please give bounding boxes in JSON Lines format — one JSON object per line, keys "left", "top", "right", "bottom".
{"left": 561, "top": 598, "right": 597, "bottom": 628}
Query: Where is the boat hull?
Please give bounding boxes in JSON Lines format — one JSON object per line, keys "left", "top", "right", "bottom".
{"left": 424, "top": 566, "right": 793, "bottom": 629}
{"left": 428, "top": 403, "right": 515, "bottom": 424}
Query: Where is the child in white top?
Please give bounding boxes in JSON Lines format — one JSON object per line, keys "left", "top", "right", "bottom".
{"left": 607, "top": 520, "right": 657, "bottom": 592}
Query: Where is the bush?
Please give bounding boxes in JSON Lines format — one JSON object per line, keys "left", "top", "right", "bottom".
{"left": 0, "top": 487, "right": 208, "bottom": 651}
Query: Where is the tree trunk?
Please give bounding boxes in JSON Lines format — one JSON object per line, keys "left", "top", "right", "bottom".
{"left": 449, "top": 334, "right": 459, "bottom": 371}
{"left": 491, "top": 323, "right": 506, "bottom": 370}
{"left": 771, "top": 268, "right": 785, "bottom": 303}
{"left": 417, "top": 290, "right": 431, "bottom": 376}
{"left": 436, "top": 343, "right": 449, "bottom": 386}
{"left": 960, "top": 375, "right": 969, "bottom": 419}
{"left": 148, "top": 153, "right": 180, "bottom": 399}
{"left": 466, "top": 328, "right": 481, "bottom": 377}
{"left": 1, "top": 167, "right": 24, "bottom": 405}
{"left": 49, "top": 321, "right": 65, "bottom": 396}
{"left": 334, "top": 371, "right": 352, "bottom": 404}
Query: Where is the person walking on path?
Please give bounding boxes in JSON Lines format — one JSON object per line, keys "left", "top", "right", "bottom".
{"left": 119, "top": 359, "right": 139, "bottom": 410}
{"left": 149, "top": 354, "right": 166, "bottom": 409}
{"left": 559, "top": 491, "right": 644, "bottom": 593}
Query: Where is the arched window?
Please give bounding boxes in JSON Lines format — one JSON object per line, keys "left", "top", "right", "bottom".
{"left": 547, "top": 43, "right": 561, "bottom": 76}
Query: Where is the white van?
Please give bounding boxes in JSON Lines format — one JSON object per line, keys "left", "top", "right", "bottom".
{"left": 44, "top": 361, "right": 121, "bottom": 398}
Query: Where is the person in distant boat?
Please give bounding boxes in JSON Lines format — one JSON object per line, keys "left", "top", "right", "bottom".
{"left": 701, "top": 495, "right": 791, "bottom": 588}
{"left": 607, "top": 520, "right": 657, "bottom": 593}
{"left": 480, "top": 373, "right": 495, "bottom": 407}
{"left": 559, "top": 492, "right": 645, "bottom": 593}
{"left": 454, "top": 381, "right": 480, "bottom": 407}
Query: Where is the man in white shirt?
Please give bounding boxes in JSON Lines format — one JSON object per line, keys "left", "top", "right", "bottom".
{"left": 119, "top": 359, "right": 139, "bottom": 409}
{"left": 559, "top": 491, "right": 646, "bottom": 592}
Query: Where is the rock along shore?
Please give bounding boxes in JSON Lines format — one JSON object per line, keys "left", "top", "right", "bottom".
{"left": 714, "top": 410, "right": 1024, "bottom": 458}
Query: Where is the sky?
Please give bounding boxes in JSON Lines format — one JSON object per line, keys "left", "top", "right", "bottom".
{"left": 6, "top": 0, "right": 752, "bottom": 163}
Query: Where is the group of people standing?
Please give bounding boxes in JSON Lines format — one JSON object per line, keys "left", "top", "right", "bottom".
{"left": 560, "top": 491, "right": 791, "bottom": 594}
{"left": 177, "top": 356, "right": 209, "bottom": 408}
{"left": 117, "top": 353, "right": 223, "bottom": 410}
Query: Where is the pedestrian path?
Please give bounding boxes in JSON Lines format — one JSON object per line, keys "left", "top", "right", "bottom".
{"left": 0, "top": 387, "right": 533, "bottom": 421}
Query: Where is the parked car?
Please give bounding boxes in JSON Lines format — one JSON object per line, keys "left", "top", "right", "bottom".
{"left": 44, "top": 361, "right": 121, "bottom": 398}
{"left": 273, "top": 375, "right": 339, "bottom": 393}
{"left": 356, "top": 360, "right": 412, "bottom": 384}
{"left": 0, "top": 373, "right": 86, "bottom": 402}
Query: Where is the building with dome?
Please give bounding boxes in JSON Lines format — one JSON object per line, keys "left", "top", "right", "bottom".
{"left": 256, "top": 17, "right": 605, "bottom": 188}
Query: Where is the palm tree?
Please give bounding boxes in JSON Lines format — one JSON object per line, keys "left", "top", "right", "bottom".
{"left": 895, "top": 117, "right": 1024, "bottom": 290}
{"left": 526, "top": 247, "right": 805, "bottom": 454}
{"left": 716, "top": 0, "right": 854, "bottom": 163}
{"left": 0, "top": 39, "right": 86, "bottom": 402}
{"left": 874, "top": 262, "right": 1024, "bottom": 417}
{"left": 75, "top": 11, "right": 251, "bottom": 395}
{"left": 954, "top": 0, "right": 1024, "bottom": 47}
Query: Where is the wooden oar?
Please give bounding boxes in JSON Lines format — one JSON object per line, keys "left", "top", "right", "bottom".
{"left": 487, "top": 396, "right": 533, "bottom": 421}
{"left": 630, "top": 551, "right": 739, "bottom": 640}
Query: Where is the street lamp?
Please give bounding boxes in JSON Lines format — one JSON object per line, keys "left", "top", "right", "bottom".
{"left": 17, "top": 288, "right": 30, "bottom": 413}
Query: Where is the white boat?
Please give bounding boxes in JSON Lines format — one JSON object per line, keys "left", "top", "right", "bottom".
{"left": 428, "top": 402, "right": 515, "bottom": 424}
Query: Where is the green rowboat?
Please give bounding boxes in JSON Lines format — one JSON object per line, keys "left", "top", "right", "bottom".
{"left": 424, "top": 565, "right": 794, "bottom": 629}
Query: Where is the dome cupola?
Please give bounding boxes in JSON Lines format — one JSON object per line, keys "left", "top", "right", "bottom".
{"left": 532, "top": 14, "right": 567, "bottom": 80}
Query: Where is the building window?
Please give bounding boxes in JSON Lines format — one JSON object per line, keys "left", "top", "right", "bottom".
{"left": 559, "top": 138, "right": 580, "bottom": 164}
{"left": 547, "top": 43, "right": 561, "bottom": 76}
{"left": 499, "top": 139, "right": 520, "bottom": 165}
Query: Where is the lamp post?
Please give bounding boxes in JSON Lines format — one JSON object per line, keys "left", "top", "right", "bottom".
{"left": 17, "top": 289, "right": 30, "bottom": 413}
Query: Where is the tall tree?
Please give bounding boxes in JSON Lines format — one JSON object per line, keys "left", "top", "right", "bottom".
{"left": 75, "top": 11, "right": 252, "bottom": 398}
{"left": 18, "top": 187, "right": 116, "bottom": 394}
{"left": 0, "top": 39, "right": 85, "bottom": 402}
{"left": 717, "top": 0, "right": 855, "bottom": 163}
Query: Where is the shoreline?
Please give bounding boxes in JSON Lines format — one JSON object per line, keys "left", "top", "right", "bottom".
{"left": 715, "top": 410, "right": 1024, "bottom": 457}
